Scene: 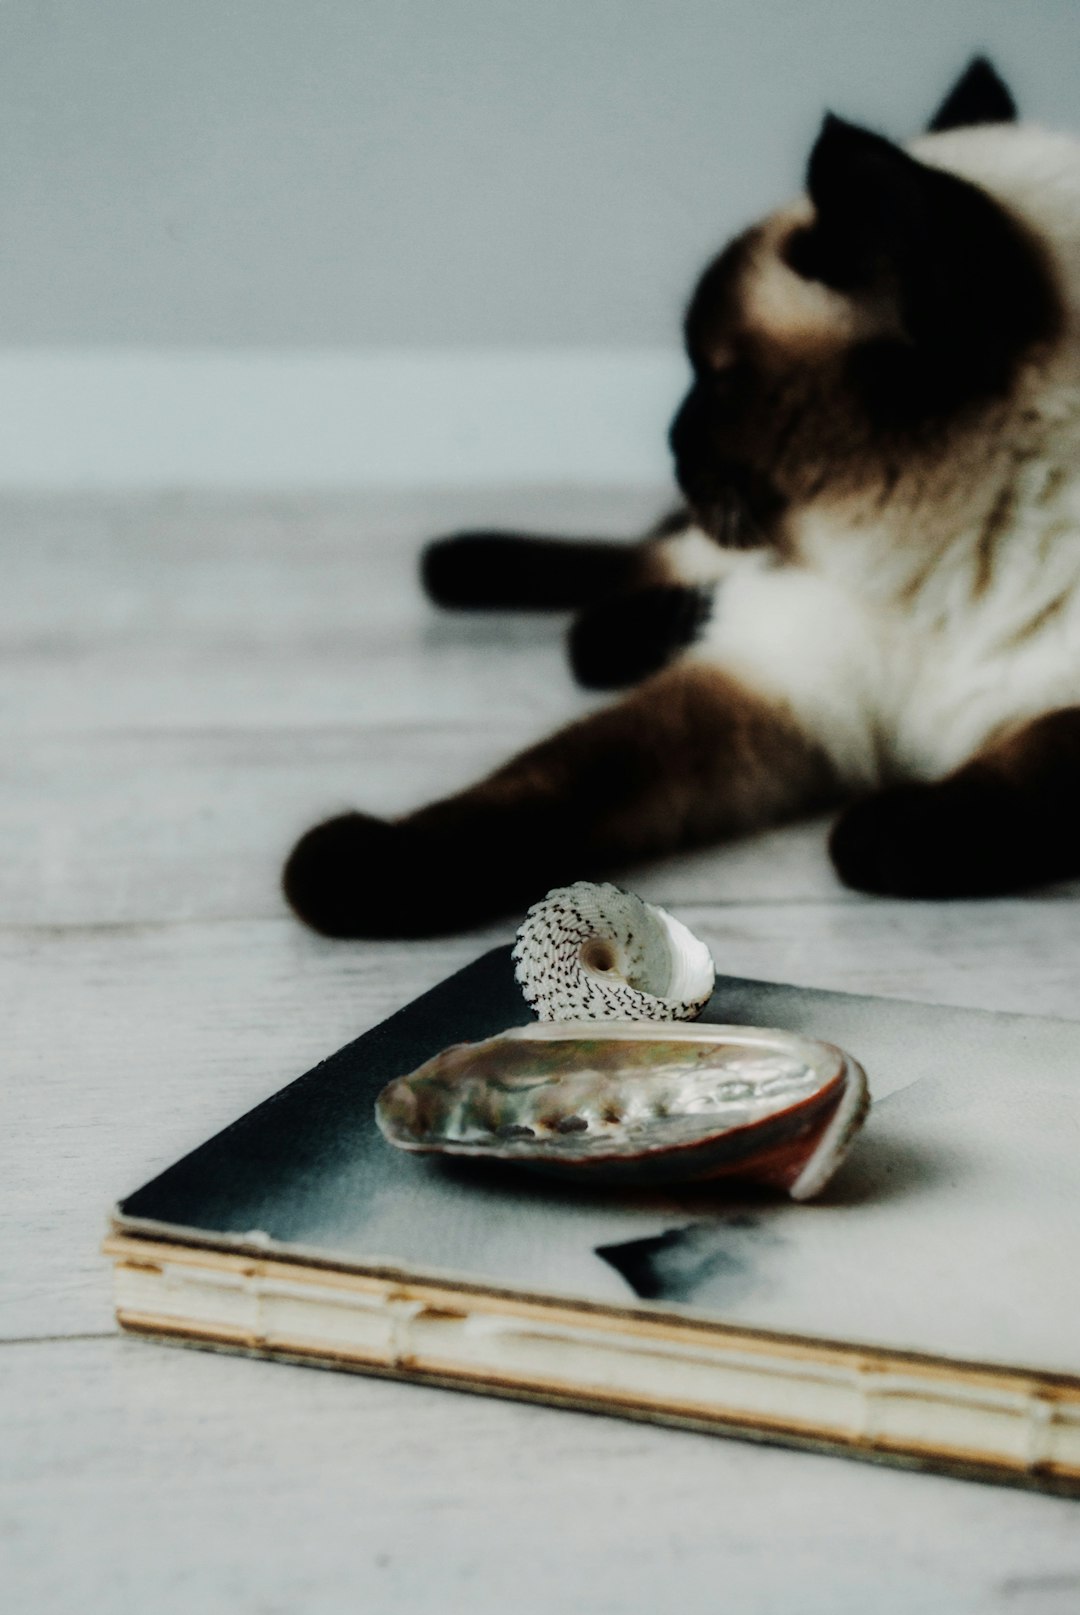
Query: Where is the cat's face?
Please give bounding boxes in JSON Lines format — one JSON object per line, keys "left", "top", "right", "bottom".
{"left": 669, "top": 60, "right": 1062, "bottom": 548}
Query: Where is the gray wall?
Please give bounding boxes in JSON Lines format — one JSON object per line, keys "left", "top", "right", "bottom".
{"left": 1, "top": 1, "right": 1078, "bottom": 349}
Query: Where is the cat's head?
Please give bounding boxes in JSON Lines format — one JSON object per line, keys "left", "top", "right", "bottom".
{"left": 670, "top": 59, "right": 1071, "bottom": 547}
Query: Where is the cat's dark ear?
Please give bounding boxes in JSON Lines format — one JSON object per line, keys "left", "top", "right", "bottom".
{"left": 790, "top": 112, "right": 1056, "bottom": 405}
{"left": 927, "top": 57, "right": 1017, "bottom": 133}
{"left": 788, "top": 115, "right": 933, "bottom": 292}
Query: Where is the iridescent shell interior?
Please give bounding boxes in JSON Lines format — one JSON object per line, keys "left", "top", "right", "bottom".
{"left": 376, "top": 1022, "right": 868, "bottom": 1196}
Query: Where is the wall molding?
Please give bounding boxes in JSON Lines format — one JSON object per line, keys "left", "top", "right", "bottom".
{"left": 0, "top": 349, "right": 687, "bottom": 488}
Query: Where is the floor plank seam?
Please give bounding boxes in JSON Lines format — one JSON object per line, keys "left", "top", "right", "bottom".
{"left": 0, "top": 1332, "right": 116, "bottom": 1348}
{"left": 0, "top": 894, "right": 1070, "bottom": 939}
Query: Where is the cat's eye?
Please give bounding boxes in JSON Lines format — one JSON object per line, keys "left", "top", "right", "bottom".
{"left": 705, "top": 356, "right": 751, "bottom": 400}
{"left": 706, "top": 342, "right": 738, "bottom": 373}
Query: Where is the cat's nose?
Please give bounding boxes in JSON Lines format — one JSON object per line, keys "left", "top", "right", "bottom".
{"left": 668, "top": 388, "right": 707, "bottom": 503}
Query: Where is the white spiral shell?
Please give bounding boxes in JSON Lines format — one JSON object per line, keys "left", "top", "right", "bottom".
{"left": 512, "top": 882, "right": 716, "bottom": 1023}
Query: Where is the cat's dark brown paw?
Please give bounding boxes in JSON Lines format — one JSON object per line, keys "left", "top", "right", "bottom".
{"left": 828, "top": 780, "right": 1013, "bottom": 898}
{"left": 284, "top": 810, "right": 532, "bottom": 937}
{"left": 568, "top": 586, "right": 713, "bottom": 689}
{"left": 422, "top": 532, "right": 636, "bottom": 611}
{"left": 283, "top": 813, "right": 434, "bottom": 938}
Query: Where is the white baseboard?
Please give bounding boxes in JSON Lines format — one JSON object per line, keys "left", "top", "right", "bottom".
{"left": 0, "top": 349, "right": 687, "bottom": 488}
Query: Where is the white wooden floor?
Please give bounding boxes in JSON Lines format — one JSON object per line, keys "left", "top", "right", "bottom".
{"left": 4, "top": 488, "right": 1080, "bottom": 1614}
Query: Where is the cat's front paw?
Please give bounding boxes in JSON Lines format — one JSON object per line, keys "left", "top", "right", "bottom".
{"left": 828, "top": 781, "right": 999, "bottom": 898}
{"left": 421, "top": 532, "right": 515, "bottom": 608}
{"left": 283, "top": 813, "right": 427, "bottom": 938}
{"left": 568, "top": 586, "right": 712, "bottom": 689}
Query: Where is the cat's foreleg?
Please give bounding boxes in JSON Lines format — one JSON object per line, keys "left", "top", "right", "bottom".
{"left": 567, "top": 583, "right": 715, "bottom": 689}
{"left": 284, "top": 663, "right": 838, "bottom": 938}
{"left": 422, "top": 530, "right": 644, "bottom": 611}
{"left": 566, "top": 525, "right": 743, "bottom": 690}
{"left": 420, "top": 508, "right": 705, "bottom": 614}
{"left": 829, "top": 706, "right": 1080, "bottom": 896}
{"left": 422, "top": 512, "right": 733, "bottom": 690}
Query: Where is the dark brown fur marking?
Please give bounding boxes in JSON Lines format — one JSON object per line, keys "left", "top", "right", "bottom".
{"left": 830, "top": 708, "right": 1080, "bottom": 897}
{"left": 567, "top": 586, "right": 714, "bottom": 690}
{"left": 972, "top": 481, "right": 1016, "bottom": 598}
{"left": 421, "top": 530, "right": 643, "bottom": 611}
{"left": 1001, "top": 589, "right": 1072, "bottom": 649}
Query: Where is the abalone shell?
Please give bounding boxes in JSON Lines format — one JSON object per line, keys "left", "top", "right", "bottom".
{"left": 375, "top": 1021, "right": 868, "bottom": 1199}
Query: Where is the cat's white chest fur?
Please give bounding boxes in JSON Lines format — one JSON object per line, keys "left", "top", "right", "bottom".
{"left": 678, "top": 497, "right": 1080, "bottom": 787}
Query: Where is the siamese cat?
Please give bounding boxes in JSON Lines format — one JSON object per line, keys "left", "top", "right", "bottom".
{"left": 285, "top": 59, "right": 1080, "bottom": 938}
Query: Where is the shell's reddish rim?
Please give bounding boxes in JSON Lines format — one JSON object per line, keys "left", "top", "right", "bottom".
{"left": 376, "top": 1021, "right": 870, "bottom": 1198}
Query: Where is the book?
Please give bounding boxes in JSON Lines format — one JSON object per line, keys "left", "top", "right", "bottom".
{"left": 104, "top": 946, "right": 1080, "bottom": 1494}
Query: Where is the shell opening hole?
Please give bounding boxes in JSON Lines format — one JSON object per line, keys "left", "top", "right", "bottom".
{"left": 579, "top": 938, "right": 621, "bottom": 978}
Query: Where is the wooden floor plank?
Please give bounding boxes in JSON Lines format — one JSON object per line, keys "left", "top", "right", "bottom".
{"left": 0, "top": 487, "right": 654, "bottom": 733}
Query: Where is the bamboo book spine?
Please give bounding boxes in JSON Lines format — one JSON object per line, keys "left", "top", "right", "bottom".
{"left": 104, "top": 1233, "right": 1080, "bottom": 1495}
